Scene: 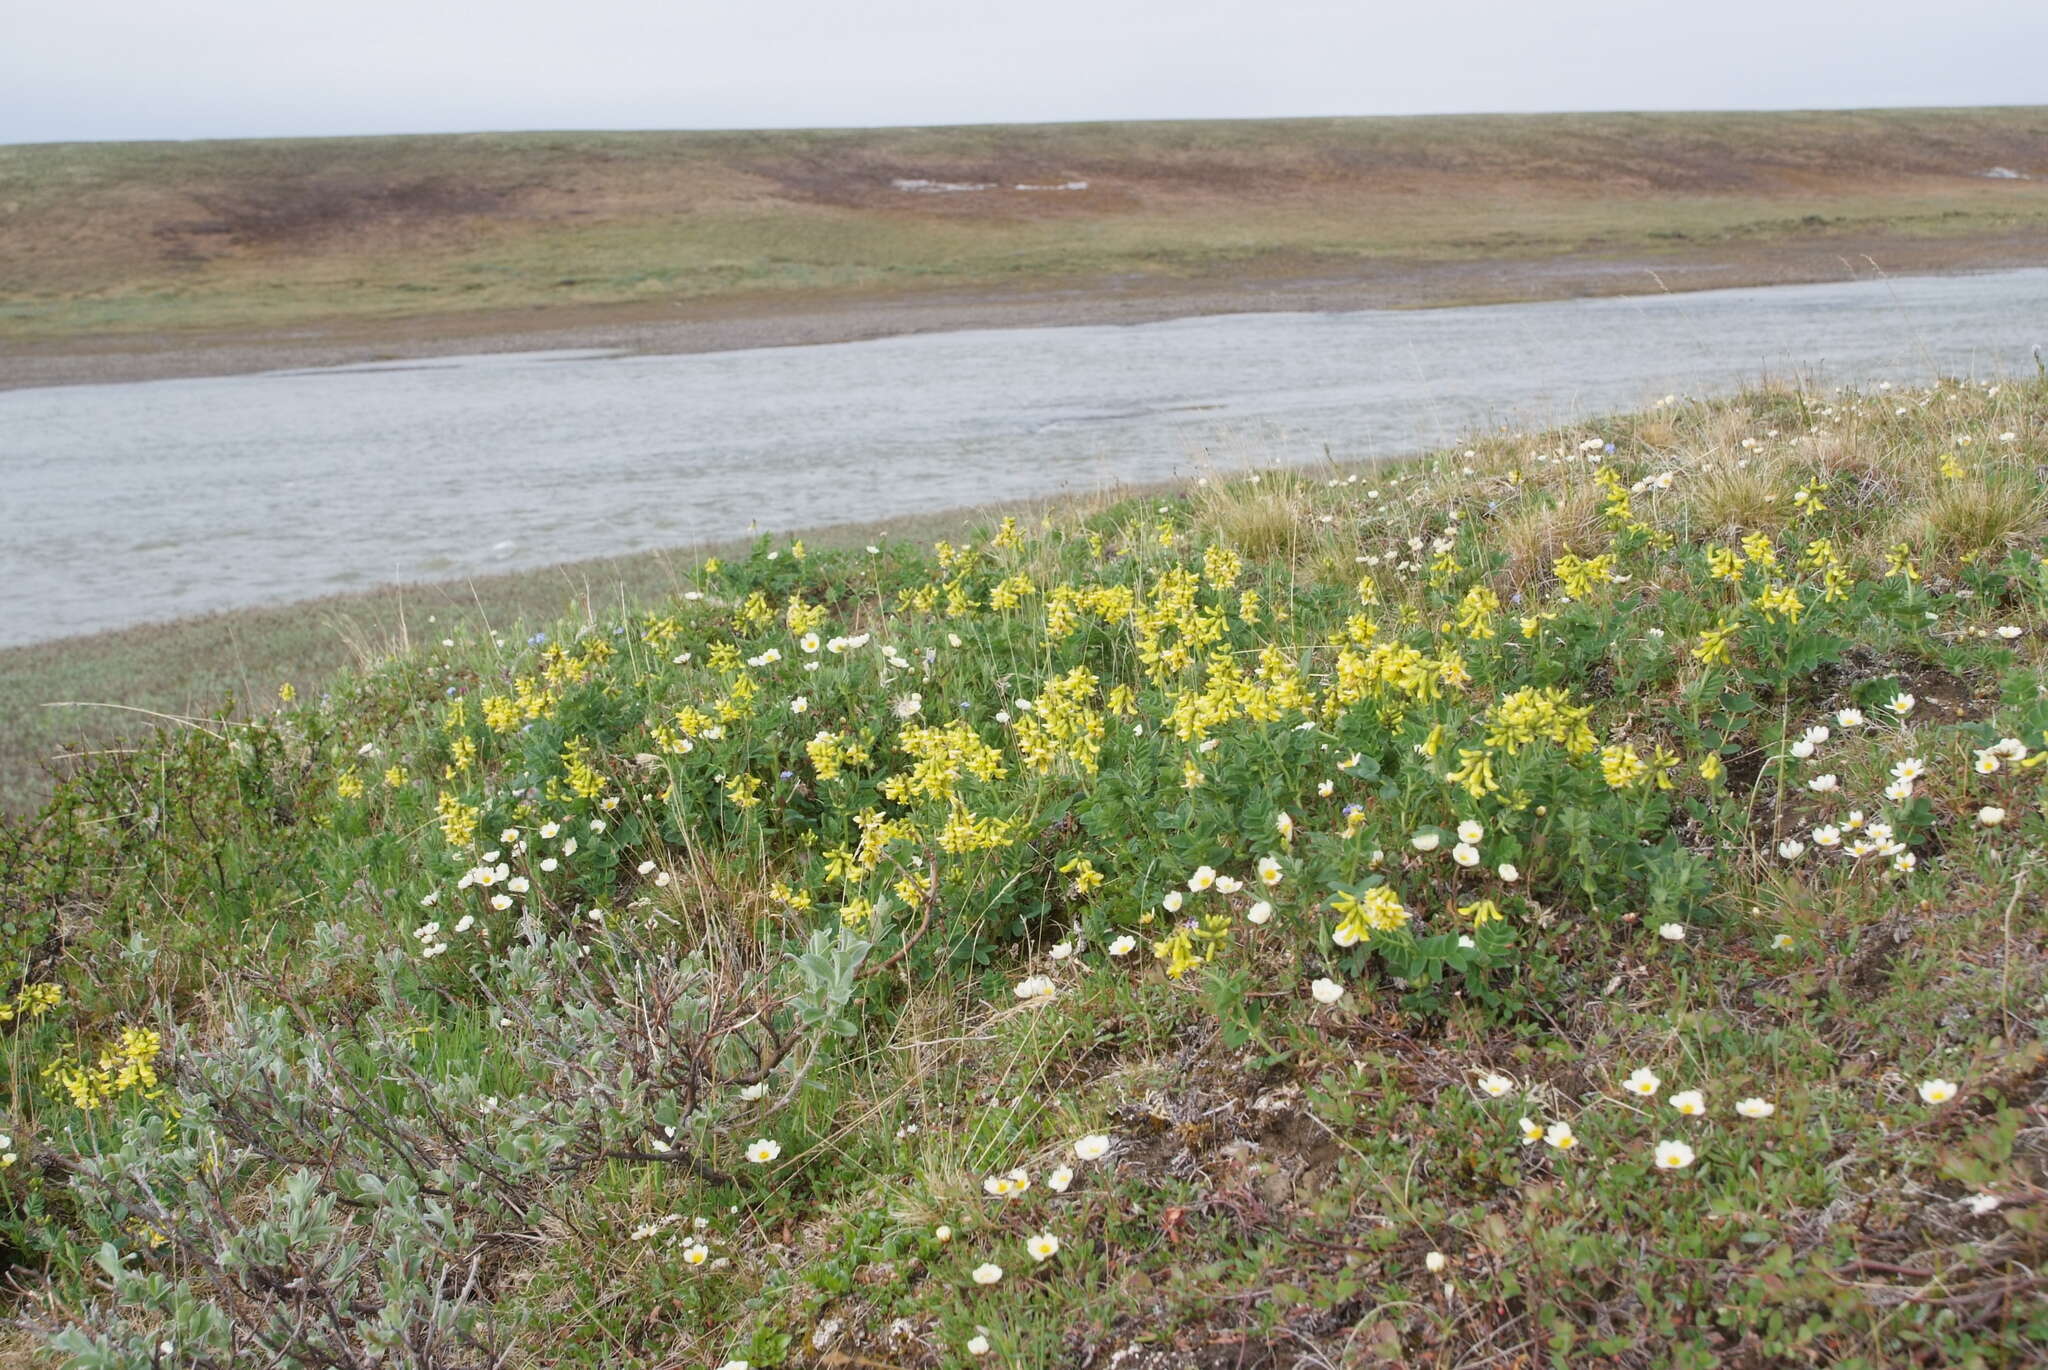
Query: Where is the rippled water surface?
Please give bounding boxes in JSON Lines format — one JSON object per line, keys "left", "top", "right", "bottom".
{"left": 4, "top": 269, "right": 2045, "bottom": 646}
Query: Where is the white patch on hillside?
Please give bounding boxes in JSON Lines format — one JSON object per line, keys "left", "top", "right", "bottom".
{"left": 890, "top": 178, "right": 993, "bottom": 193}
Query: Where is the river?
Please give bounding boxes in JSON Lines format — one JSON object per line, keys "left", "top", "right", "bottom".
{"left": 3, "top": 268, "right": 2044, "bottom": 646}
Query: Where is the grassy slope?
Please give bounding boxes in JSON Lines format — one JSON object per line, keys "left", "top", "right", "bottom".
{"left": 4, "top": 108, "right": 2048, "bottom": 340}
{"left": 4, "top": 380, "right": 2047, "bottom": 1367}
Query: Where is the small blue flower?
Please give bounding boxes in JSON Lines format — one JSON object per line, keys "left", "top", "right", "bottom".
{"left": 780, "top": 770, "right": 794, "bottom": 780}
{"left": 529, "top": 632, "right": 548, "bottom": 646}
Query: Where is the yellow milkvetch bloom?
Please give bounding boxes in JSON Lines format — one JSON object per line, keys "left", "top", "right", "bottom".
{"left": 1152, "top": 926, "right": 1204, "bottom": 979}
{"left": 1600, "top": 744, "right": 1648, "bottom": 789}
{"left": 1331, "top": 885, "right": 1410, "bottom": 946}
{"left": 1739, "top": 531, "right": 1779, "bottom": 573}
{"left": 1059, "top": 856, "right": 1105, "bottom": 895}
{"left": 1446, "top": 747, "right": 1499, "bottom": 800}
{"left": 435, "top": 792, "right": 481, "bottom": 848}
{"left": 1692, "top": 618, "right": 1740, "bottom": 667}
{"left": 1697, "top": 752, "right": 1724, "bottom": 784}
{"left": 1013, "top": 667, "right": 1106, "bottom": 775}
{"left": 44, "top": 1027, "right": 165, "bottom": 1112}
{"left": 0, "top": 982, "right": 62, "bottom": 1024}
{"left": 1706, "top": 546, "right": 1746, "bottom": 583}
{"left": 1454, "top": 584, "right": 1500, "bottom": 640}
{"left": 1753, "top": 583, "right": 1803, "bottom": 625}
{"left": 1885, "top": 543, "right": 1920, "bottom": 584}
{"left": 1553, "top": 551, "right": 1620, "bottom": 599}
{"left": 1457, "top": 898, "right": 1504, "bottom": 927}
{"left": 1484, "top": 687, "right": 1598, "bottom": 757}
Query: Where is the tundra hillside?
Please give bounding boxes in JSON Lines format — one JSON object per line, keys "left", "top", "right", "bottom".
{"left": 3, "top": 108, "right": 2047, "bottom": 383}
{"left": 4, "top": 378, "right": 2048, "bottom": 1368}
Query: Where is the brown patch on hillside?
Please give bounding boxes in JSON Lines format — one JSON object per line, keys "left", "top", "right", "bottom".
{"left": 150, "top": 175, "right": 534, "bottom": 265}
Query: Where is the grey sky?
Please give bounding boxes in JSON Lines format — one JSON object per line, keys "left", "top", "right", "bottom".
{"left": 4, "top": 0, "right": 2044, "bottom": 145}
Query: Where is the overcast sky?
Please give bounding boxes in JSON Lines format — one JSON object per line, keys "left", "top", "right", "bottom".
{"left": 5, "top": 0, "right": 2044, "bottom": 145}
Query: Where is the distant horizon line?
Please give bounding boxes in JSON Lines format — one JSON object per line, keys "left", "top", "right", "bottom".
{"left": 8, "top": 100, "right": 2045, "bottom": 151}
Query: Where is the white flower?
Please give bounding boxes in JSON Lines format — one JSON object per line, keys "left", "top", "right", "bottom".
{"left": 971, "top": 1263, "right": 1004, "bottom": 1285}
{"left": 1836, "top": 708, "right": 1865, "bottom": 728}
{"left": 1456, "top": 820, "right": 1484, "bottom": 844}
{"left": 1803, "top": 725, "right": 1830, "bottom": 745}
{"left": 1162, "top": 890, "right": 1184, "bottom": 913}
{"left": 1889, "top": 692, "right": 1916, "bottom": 715}
{"left": 1013, "top": 975, "right": 1055, "bottom": 1002}
{"left": 1669, "top": 1090, "right": 1705, "bottom": 1117}
{"left": 1257, "top": 856, "right": 1284, "bottom": 886}
{"left": 1777, "top": 839, "right": 1805, "bottom": 860}
{"left": 1478, "top": 1072, "right": 1514, "bottom": 1097}
{"left": 1812, "top": 824, "right": 1841, "bottom": 847}
{"left": 1213, "top": 874, "right": 1243, "bottom": 894}
{"left": 1046, "top": 1165, "right": 1074, "bottom": 1193}
{"left": 1979, "top": 806, "right": 2007, "bottom": 827}
{"left": 1411, "top": 831, "right": 1441, "bottom": 852}
{"left": 1807, "top": 774, "right": 1839, "bottom": 793}
{"left": 739, "top": 1081, "right": 769, "bottom": 1101}
{"left": 1967, "top": 1193, "right": 2002, "bottom": 1215}
{"left": 1448, "top": 842, "right": 1478, "bottom": 868}
{"left": 1788, "top": 739, "right": 1816, "bottom": 760}
{"left": 1049, "top": 941, "right": 1074, "bottom": 960}
{"left": 1108, "top": 935, "right": 1137, "bottom": 957}
{"left": 1653, "top": 1140, "right": 1696, "bottom": 1170}
{"left": 1623, "top": 1067, "right": 1661, "bottom": 1097}
{"left": 1073, "top": 1134, "right": 1112, "bottom": 1161}
{"left": 1918, "top": 1078, "right": 1958, "bottom": 1104}
{"left": 1497, "top": 862, "right": 1520, "bottom": 882}
{"left": 1026, "top": 1233, "right": 1061, "bottom": 1262}
{"left": 1425, "top": 1250, "right": 1447, "bottom": 1273}
{"left": 1188, "top": 866, "right": 1216, "bottom": 892}
{"left": 893, "top": 692, "right": 923, "bottom": 719}
{"left": 1996, "top": 625, "right": 2024, "bottom": 640}
{"left": 1543, "top": 1121, "right": 1577, "bottom": 1151}
{"left": 1246, "top": 901, "right": 1273, "bottom": 925}
{"left": 1518, "top": 1116, "right": 1543, "bottom": 1145}
{"left": 1735, "top": 1097, "right": 1775, "bottom": 1118}
{"left": 1658, "top": 923, "right": 1686, "bottom": 942}
{"left": 745, "top": 1138, "right": 782, "bottom": 1164}
{"left": 1310, "top": 977, "right": 1345, "bottom": 1005}
{"left": 1891, "top": 757, "right": 1926, "bottom": 782}
{"left": 1772, "top": 933, "right": 1794, "bottom": 949}
{"left": 967, "top": 1335, "right": 991, "bottom": 1356}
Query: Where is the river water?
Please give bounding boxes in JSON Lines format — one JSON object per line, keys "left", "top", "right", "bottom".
{"left": 4, "top": 269, "right": 2045, "bottom": 647}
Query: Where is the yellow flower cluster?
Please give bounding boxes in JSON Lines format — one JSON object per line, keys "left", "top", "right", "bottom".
{"left": 44, "top": 1027, "right": 163, "bottom": 1112}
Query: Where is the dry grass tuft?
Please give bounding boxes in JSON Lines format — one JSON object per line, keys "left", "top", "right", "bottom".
{"left": 1909, "top": 471, "right": 2048, "bottom": 570}
{"left": 1497, "top": 485, "right": 1606, "bottom": 591}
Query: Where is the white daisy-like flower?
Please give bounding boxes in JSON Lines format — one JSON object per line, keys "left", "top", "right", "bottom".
{"left": 1310, "top": 977, "right": 1345, "bottom": 1004}
{"left": 745, "top": 1138, "right": 782, "bottom": 1164}
{"left": 1073, "top": 1134, "right": 1112, "bottom": 1161}
{"left": 1653, "top": 1140, "right": 1696, "bottom": 1170}
{"left": 1623, "top": 1068, "right": 1661, "bottom": 1097}
{"left": 1918, "top": 1078, "right": 1958, "bottom": 1104}
{"left": 971, "top": 1263, "right": 1004, "bottom": 1285}
{"left": 1478, "top": 1073, "right": 1514, "bottom": 1097}
{"left": 1735, "top": 1097, "right": 1775, "bottom": 1118}
{"left": 1108, "top": 935, "right": 1137, "bottom": 956}
{"left": 1669, "top": 1090, "right": 1706, "bottom": 1117}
